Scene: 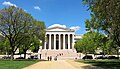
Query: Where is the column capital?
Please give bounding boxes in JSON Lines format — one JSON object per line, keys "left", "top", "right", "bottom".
{"left": 53, "top": 34, "right": 57, "bottom": 36}
{"left": 46, "top": 33, "right": 51, "bottom": 35}
{"left": 68, "top": 34, "right": 70, "bottom": 35}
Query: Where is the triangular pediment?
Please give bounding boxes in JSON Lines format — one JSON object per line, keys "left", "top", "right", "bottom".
{"left": 46, "top": 24, "right": 74, "bottom": 32}
{"left": 46, "top": 27, "right": 72, "bottom": 31}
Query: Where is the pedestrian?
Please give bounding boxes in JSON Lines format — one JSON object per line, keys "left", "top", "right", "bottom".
{"left": 62, "top": 53, "right": 63, "bottom": 55}
{"left": 59, "top": 53, "right": 61, "bottom": 56}
{"left": 47, "top": 56, "right": 49, "bottom": 61}
{"left": 54, "top": 56, "right": 57, "bottom": 61}
{"left": 50, "top": 56, "right": 52, "bottom": 61}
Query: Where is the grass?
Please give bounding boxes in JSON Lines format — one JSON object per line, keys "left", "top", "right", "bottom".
{"left": 76, "top": 60, "right": 120, "bottom": 69}
{"left": 0, "top": 60, "right": 39, "bottom": 69}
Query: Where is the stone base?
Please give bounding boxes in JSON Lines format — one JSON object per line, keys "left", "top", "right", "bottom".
{"left": 39, "top": 49, "right": 77, "bottom": 60}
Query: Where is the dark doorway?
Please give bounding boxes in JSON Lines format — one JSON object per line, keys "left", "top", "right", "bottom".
{"left": 66, "top": 44, "right": 68, "bottom": 49}
{"left": 56, "top": 40, "right": 59, "bottom": 49}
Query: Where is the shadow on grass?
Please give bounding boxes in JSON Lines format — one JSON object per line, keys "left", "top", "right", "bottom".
{"left": 81, "top": 65, "right": 103, "bottom": 69}
{"left": 91, "top": 61, "right": 120, "bottom": 69}
{"left": 77, "top": 60, "right": 120, "bottom": 69}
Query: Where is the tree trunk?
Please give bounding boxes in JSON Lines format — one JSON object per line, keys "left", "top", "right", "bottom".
{"left": 24, "top": 51, "right": 27, "bottom": 59}
{"left": 117, "top": 49, "right": 119, "bottom": 59}
{"left": 84, "top": 49, "right": 87, "bottom": 60}
{"left": 103, "top": 47, "right": 105, "bottom": 56}
{"left": 10, "top": 40, "right": 14, "bottom": 60}
{"left": 11, "top": 51, "right": 14, "bottom": 60}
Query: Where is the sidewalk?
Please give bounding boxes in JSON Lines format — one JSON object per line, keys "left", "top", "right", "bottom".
{"left": 23, "top": 60, "right": 102, "bottom": 69}
{"left": 23, "top": 60, "right": 76, "bottom": 69}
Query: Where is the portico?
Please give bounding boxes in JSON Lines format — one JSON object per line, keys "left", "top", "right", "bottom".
{"left": 43, "top": 24, "right": 75, "bottom": 50}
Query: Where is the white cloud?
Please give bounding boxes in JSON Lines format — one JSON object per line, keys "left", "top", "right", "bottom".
{"left": 24, "top": 9, "right": 27, "bottom": 12}
{"left": 70, "top": 26, "right": 80, "bottom": 31}
{"left": 61, "top": 25, "right": 66, "bottom": 28}
{"left": 2, "top": 1, "right": 17, "bottom": 7}
{"left": 34, "top": 6, "right": 41, "bottom": 10}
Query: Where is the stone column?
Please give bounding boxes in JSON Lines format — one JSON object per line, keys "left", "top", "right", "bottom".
{"left": 68, "top": 34, "right": 70, "bottom": 49}
{"left": 44, "top": 35, "right": 47, "bottom": 50}
{"left": 63, "top": 34, "right": 65, "bottom": 49}
{"left": 59, "top": 34, "right": 61, "bottom": 50}
{"left": 72, "top": 34, "right": 74, "bottom": 49}
{"left": 44, "top": 42, "right": 46, "bottom": 50}
{"left": 49, "top": 34, "right": 51, "bottom": 50}
{"left": 54, "top": 34, "right": 56, "bottom": 50}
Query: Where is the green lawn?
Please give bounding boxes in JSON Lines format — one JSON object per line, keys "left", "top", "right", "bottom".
{"left": 0, "top": 60, "right": 39, "bottom": 69}
{"left": 76, "top": 60, "right": 120, "bottom": 69}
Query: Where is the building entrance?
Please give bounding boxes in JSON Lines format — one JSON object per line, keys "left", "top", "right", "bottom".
{"left": 56, "top": 40, "right": 59, "bottom": 49}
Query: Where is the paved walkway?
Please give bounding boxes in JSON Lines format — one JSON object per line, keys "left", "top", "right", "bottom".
{"left": 23, "top": 60, "right": 102, "bottom": 69}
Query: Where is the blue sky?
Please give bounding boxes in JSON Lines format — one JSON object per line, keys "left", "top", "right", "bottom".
{"left": 0, "top": 0, "right": 91, "bottom": 35}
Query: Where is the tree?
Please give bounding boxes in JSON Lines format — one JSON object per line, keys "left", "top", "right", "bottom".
{"left": 85, "top": 14, "right": 100, "bottom": 32}
{"left": 74, "top": 38, "right": 87, "bottom": 53}
{"left": 19, "top": 35, "right": 33, "bottom": 59}
{"left": 30, "top": 36, "right": 41, "bottom": 53}
{"left": 19, "top": 20, "right": 45, "bottom": 59}
{"left": 83, "top": 0, "right": 120, "bottom": 57}
{"left": 34, "top": 20, "right": 46, "bottom": 48}
{"left": 85, "top": 12, "right": 117, "bottom": 56}
{"left": 3, "top": 38, "right": 12, "bottom": 55}
{"left": 0, "top": 36, "right": 6, "bottom": 54}
{"left": 75, "top": 32, "right": 107, "bottom": 55}
{"left": 0, "top": 6, "right": 34, "bottom": 59}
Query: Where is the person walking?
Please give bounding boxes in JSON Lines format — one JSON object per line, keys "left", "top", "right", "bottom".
{"left": 47, "top": 56, "right": 49, "bottom": 61}
{"left": 54, "top": 56, "right": 57, "bottom": 61}
{"left": 50, "top": 56, "right": 52, "bottom": 61}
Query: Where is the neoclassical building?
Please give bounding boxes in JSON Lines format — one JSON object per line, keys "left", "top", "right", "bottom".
{"left": 40, "top": 24, "right": 82, "bottom": 59}
{"left": 43, "top": 24, "right": 75, "bottom": 50}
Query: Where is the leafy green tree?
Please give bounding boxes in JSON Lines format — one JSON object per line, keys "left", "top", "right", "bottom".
{"left": 85, "top": 14, "right": 100, "bottom": 32}
{"left": 3, "top": 38, "right": 12, "bottom": 55}
{"left": 83, "top": 0, "right": 120, "bottom": 57}
{"left": 19, "top": 35, "right": 33, "bottom": 59}
{"left": 0, "top": 6, "right": 34, "bottom": 59}
{"left": 75, "top": 32, "right": 107, "bottom": 55}
{"left": 0, "top": 36, "right": 6, "bottom": 54}
{"left": 75, "top": 38, "right": 92, "bottom": 55}
{"left": 19, "top": 20, "right": 45, "bottom": 59}
{"left": 34, "top": 20, "right": 46, "bottom": 48}
{"left": 30, "top": 36, "right": 41, "bottom": 53}
{"left": 85, "top": 14, "right": 116, "bottom": 56}
{"left": 0, "top": 36, "right": 12, "bottom": 55}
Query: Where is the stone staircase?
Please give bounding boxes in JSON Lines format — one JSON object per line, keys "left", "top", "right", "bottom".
{"left": 41, "top": 49, "right": 77, "bottom": 60}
